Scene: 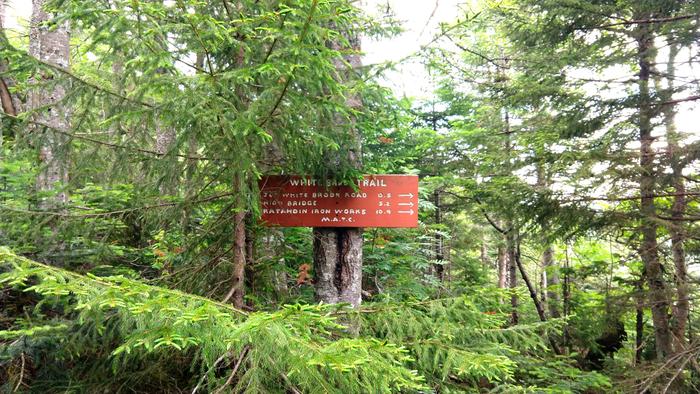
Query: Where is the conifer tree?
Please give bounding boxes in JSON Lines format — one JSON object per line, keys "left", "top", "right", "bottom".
{"left": 29, "top": 0, "right": 70, "bottom": 210}
{"left": 312, "top": 25, "right": 364, "bottom": 308}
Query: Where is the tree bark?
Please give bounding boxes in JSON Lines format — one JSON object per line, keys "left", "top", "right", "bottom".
{"left": 151, "top": 0, "right": 176, "bottom": 195}
{"left": 497, "top": 244, "right": 508, "bottom": 289}
{"left": 312, "top": 22, "right": 364, "bottom": 308}
{"left": 635, "top": 278, "right": 645, "bottom": 365}
{"left": 224, "top": 208, "right": 246, "bottom": 309}
{"left": 563, "top": 241, "right": 572, "bottom": 349}
{"left": 480, "top": 235, "right": 488, "bottom": 267}
{"left": 182, "top": 52, "right": 203, "bottom": 233}
{"left": 0, "top": 0, "right": 6, "bottom": 149}
{"left": 225, "top": 3, "right": 251, "bottom": 310}
{"left": 507, "top": 229, "right": 518, "bottom": 325}
{"left": 536, "top": 162, "right": 560, "bottom": 318}
{"left": 29, "top": 0, "right": 71, "bottom": 210}
{"left": 635, "top": 22, "right": 673, "bottom": 359}
{"left": 542, "top": 246, "right": 561, "bottom": 318}
{"left": 313, "top": 227, "right": 363, "bottom": 307}
{"left": 515, "top": 241, "right": 547, "bottom": 322}
{"left": 662, "top": 43, "right": 689, "bottom": 354}
{"left": 244, "top": 214, "right": 255, "bottom": 307}
{"left": 434, "top": 189, "right": 445, "bottom": 281}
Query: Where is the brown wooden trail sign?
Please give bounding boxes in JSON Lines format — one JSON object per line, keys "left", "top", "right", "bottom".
{"left": 259, "top": 175, "right": 419, "bottom": 228}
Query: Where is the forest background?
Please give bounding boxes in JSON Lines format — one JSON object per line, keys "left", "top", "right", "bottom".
{"left": 1, "top": 0, "right": 699, "bottom": 393}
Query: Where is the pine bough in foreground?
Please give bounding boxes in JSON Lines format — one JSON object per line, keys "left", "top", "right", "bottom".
{"left": 0, "top": 247, "right": 609, "bottom": 393}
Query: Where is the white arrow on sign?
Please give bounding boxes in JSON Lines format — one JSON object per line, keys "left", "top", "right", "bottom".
{"left": 398, "top": 202, "right": 414, "bottom": 207}
{"left": 398, "top": 193, "right": 414, "bottom": 198}
{"left": 398, "top": 209, "right": 415, "bottom": 215}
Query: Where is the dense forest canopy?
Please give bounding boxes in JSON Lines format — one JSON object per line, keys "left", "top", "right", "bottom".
{"left": 1, "top": 0, "right": 699, "bottom": 392}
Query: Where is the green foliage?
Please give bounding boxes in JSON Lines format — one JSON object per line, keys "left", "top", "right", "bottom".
{"left": 2, "top": 0, "right": 698, "bottom": 391}
{"left": 1, "top": 246, "right": 614, "bottom": 393}
{"left": 357, "top": 293, "right": 610, "bottom": 392}
{"left": 0, "top": 247, "right": 425, "bottom": 393}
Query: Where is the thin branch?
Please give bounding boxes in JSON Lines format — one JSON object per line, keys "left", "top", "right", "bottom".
{"left": 1, "top": 113, "right": 212, "bottom": 161}
{"left": 595, "top": 14, "right": 699, "bottom": 29}
{"left": 17, "top": 48, "right": 155, "bottom": 109}
{"left": 212, "top": 346, "right": 250, "bottom": 394}
{"left": 221, "top": 0, "right": 234, "bottom": 20}
{"left": 192, "top": 352, "right": 232, "bottom": 394}
{"left": 563, "top": 192, "right": 700, "bottom": 203}
{"left": 12, "top": 353, "right": 25, "bottom": 392}
{"left": 659, "top": 95, "right": 700, "bottom": 106}
{"left": 0, "top": 76, "right": 16, "bottom": 116}
{"left": 1, "top": 250, "right": 249, "bottom": 315}
{"left": 445, "top": 35, "right": 507, "bottom": 69}
{"left": 575, "top": 14, "right": 699, "bottom": 32}
{"left": 0, "top": 192, "right": 236, "bottom": 218}
{"left": 258, "top": 0, "right": 319, "bottom": 127}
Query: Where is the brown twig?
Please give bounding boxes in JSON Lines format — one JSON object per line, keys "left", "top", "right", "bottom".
{"left": 1, "top": 113, "right": 212, "bottom": 161}
{"left": 212, "top": 346, "right": 250, "bottom": 394}
{"left": 12, "top": 352, "right": 25, "bottom": 392}
{"left": 0, "top": 192, "right": 236, "bottom": 218}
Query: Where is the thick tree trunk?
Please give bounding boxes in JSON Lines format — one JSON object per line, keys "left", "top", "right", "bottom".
{"left": 313, "top": 228, "right": 363, "bottom": 307}
{"left": 29, "top": 0, "right": 71, "bottom": 210}
{"left": 312, "top": 23, "right": 364, "bottom": 308}
{"left": 635, "top": 24, "right": 673, "bottom": 359}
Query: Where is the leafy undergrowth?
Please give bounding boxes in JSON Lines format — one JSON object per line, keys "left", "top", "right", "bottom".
{"left": 1, "top": 247, "right": 609, "bottom": 393}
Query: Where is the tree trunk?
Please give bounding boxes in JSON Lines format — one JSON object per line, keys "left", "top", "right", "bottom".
{"left": 29, "top": 0, "right": 71, "bottom": 210}
{"left": 635, "top": 278, "right": 645, "bottom": 365}
{"left": 224, "top": 3, "right": 251, "bottom": 310}
{"left": 497, "top": 244, "right": 507, "bottom": 289}
{"left": 507, "top": 229, "right": 518, "bottom": 325}
{"left": 312, "top": 23, "right": 364, "bottom": 308}
{"left": 224, "top": 209, "right": 246, "bottom": 309}
{"left": 515, "top": 240, "right": 547, "bottom": 322}
{"left": 536, "top": 162, "right": 560, "bottom": 318}
{"left": 543, "top": 246, "right": 561, "bottom": 318}
{"left": 244, "top": 214, "right": 255, "bottom": 307}
{"left": 0, "top": 0, "right": 3, "bottom": 149}
{"left": 0, "top": 1, "right": 16, "bottom": 131}
{"left": 182, "top": 52, "right": 203, "bottom": 233}
{"left": 635, "top": 23, "right": 673, "bottom": 359}
{"left": 434, "top": 189, "right": 444, "bottom": 281}
{"left": 151, "top": 1, "right": 176, "bottom": 195}
{"left": 563, "top": 241, "right": 572, "bottom": 349}
{"left": 313, "top": 227, "right": 363, "bottom": 307}
{"left": 662, "top": 43, "right": 689, "bottom": 354}
{"left": 516, "top": 240, "right": 563, "bottom": 354}
{"left": 480, "top": 235, "right": 489, "bottom": 267}
{"left": 540, "top": 264, "right": 546, "bottom": 312}
{"left": 0, "top": 0, "right": 6, "bottom": 149}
